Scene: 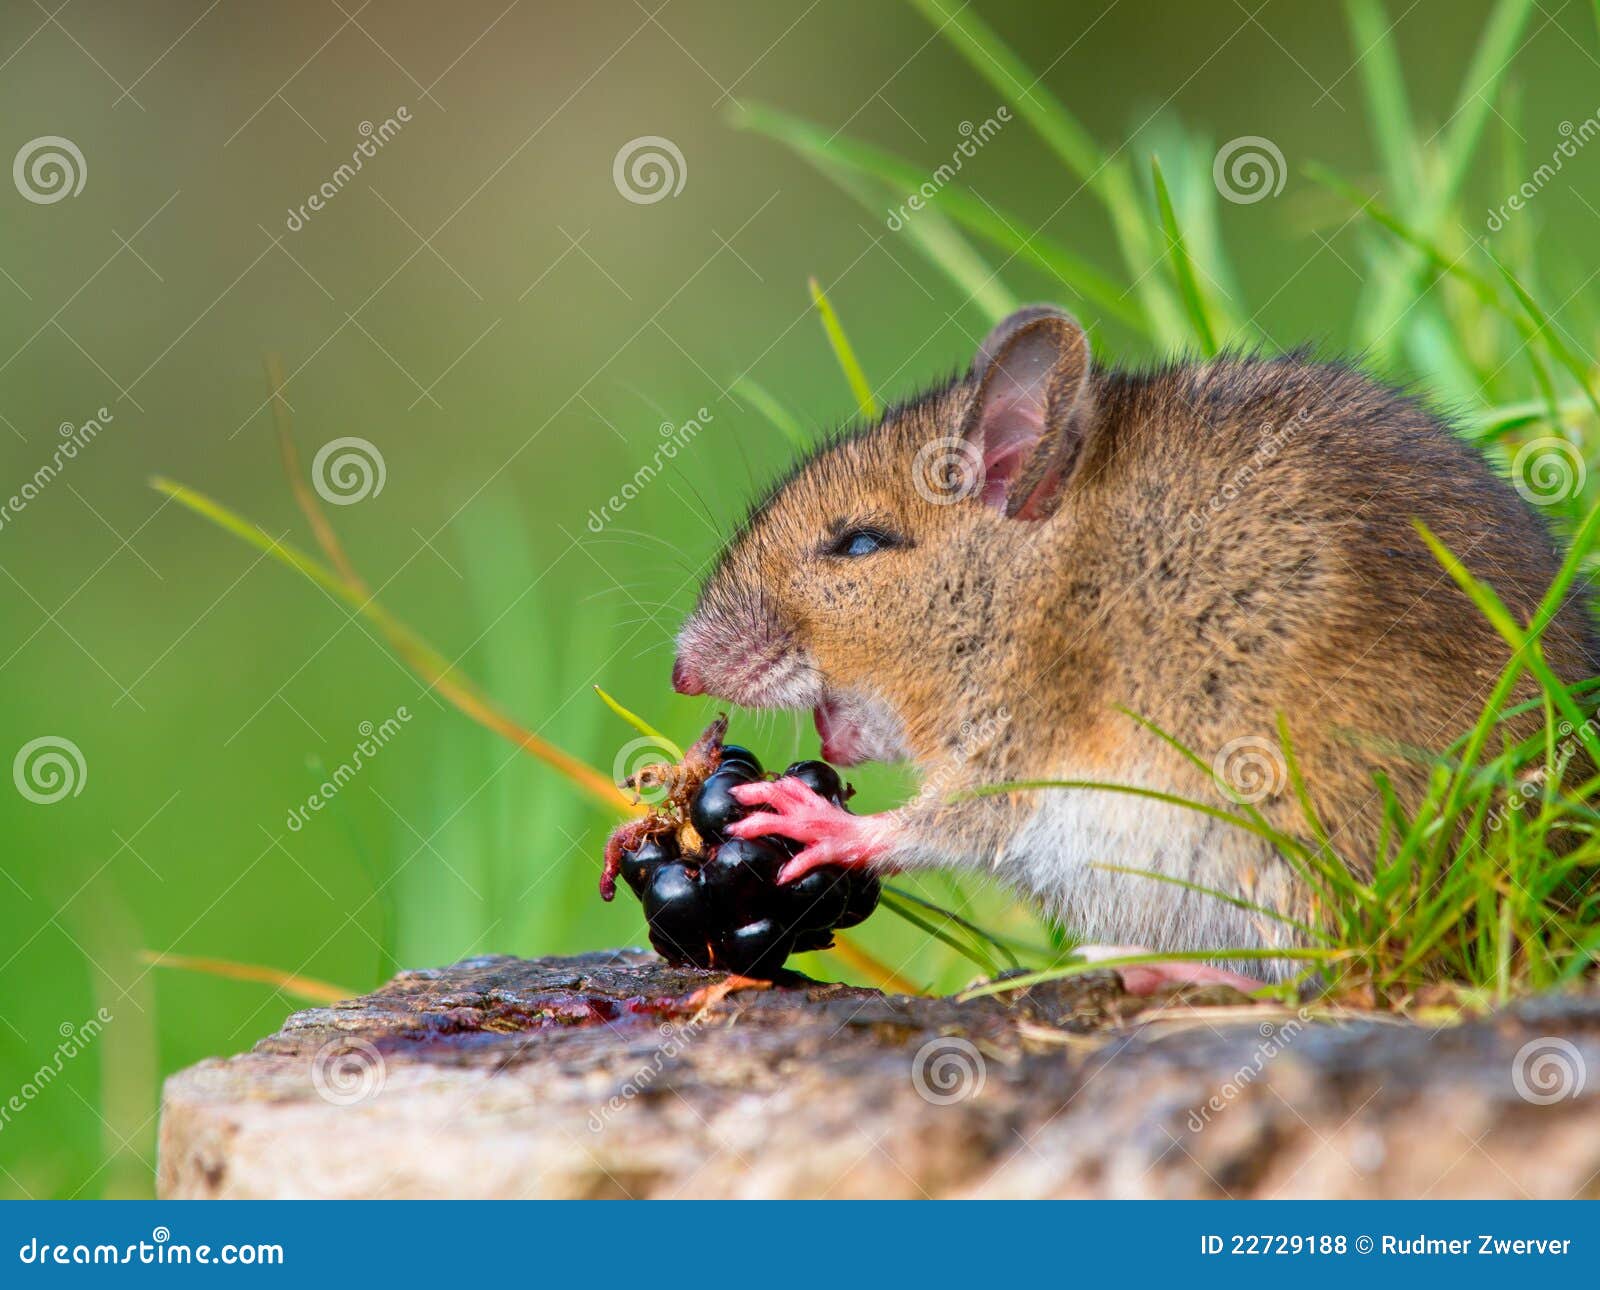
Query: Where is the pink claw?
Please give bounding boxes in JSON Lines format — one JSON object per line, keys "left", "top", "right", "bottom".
{"left": 727, "top": 779, "right": 891, "bottom": 883}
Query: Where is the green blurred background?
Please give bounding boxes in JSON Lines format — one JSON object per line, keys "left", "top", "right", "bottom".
{"left": 2, "top": 0, "right": 1596, "bottom": 1198}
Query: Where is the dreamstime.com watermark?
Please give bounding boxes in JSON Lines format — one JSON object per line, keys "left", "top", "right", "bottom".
{"left": 1212, "top": 135, "right": 1287, "bottom": 204}
{"left": 0, "top": 1009, "right": 112, "bottom": 1133}
{"left": 12, "top": 135, "right": 86, "bottom": 204}
{"left": 285, "top": 708, "right": 412, "bottom": 832}
{"left": 285, "top": 108, "right": 411, "bottom": 231}
{"left": 911, "top": 1036, "right": 987, "bottom": 1105}
{"left": 1486, "top": 111, "right": 1600, "bottom": 231}
{"left": 585, "top": 407, "right": 713, "bottom": 532}
{"left": 312, "top": 436, "right": 386, "bottom": 506}
{"left": 311, "top": 1036, "right": 386, "bottom": 1106}
{"left": 885, "top": 108, "right": 1012, "bottom": 230}
{"left": 1212, "top": 734, "right": 1288, "bottom": 806}
{"left": 1184, "top": 408, "right": 1308, "bottom": 532}
{"left": 1185, "top": 1010, "right": 1310, "bottom": 1132}
{"left": 1511, "top": 1036, "right": 1586, "bottom": 1105}
{"left": 1486, "top": 709, "right": 1598, "bottom": 833}
{"left": 0, "top": 408, "right": 114, "bottom": 535}
{"left": 18, "top": 1228, "right": 283, "bottom": 1267}
{"left": 613, "top": 135, "right": 687, "bottom": 204}
{"left": 1509, "top": 436, "right": 1585, "bottom": 507}
{"left": 588, "top": 1014, "right": 709, "bottom": 1131}
{"left": 12, "top": 735, "right": 87, "bottom": 805}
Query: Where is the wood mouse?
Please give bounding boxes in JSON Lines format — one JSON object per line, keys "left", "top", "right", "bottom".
{"left": 670, "top": 305, "right": 1600, "bottom": 989}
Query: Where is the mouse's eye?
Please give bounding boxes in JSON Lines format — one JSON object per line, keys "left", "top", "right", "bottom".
{"left": 825, "top": 526, "right": 904, "bottom": 558}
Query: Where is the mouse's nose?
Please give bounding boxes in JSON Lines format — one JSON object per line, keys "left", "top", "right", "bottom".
{"left": 671, "top": 657, "right": 705, "bottom": 695}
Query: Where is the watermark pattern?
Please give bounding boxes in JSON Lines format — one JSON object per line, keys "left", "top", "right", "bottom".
{"left": 13, "top": 735, "right": 87, "bottom": 805}
{"left": 0, "top": 1009, "right": 112, "bottom": 1132}
{"left": 1486, "top": 112, "right": 1600, "bottom": 231}
{"left": 0, "top": 408, "right": 114, "bottom": 535}
{"left": 1510, "top": 436, "right": 1585, "bottom": 506}
{"left": 285, "top": 708, "right": 412, "bottom": 832}
{"left": 312, "top": 436, "right": 387, "bottom": 506}
{"left": 1213, "top": 135, "right": 1286, "bottom": 204}
{"left": 1212, "top": 734, "right": 1286, "bottom": 805}
{"left": 310, "top": 1036, "right": 386, "bottom": 1106}
{"left": 285, "top": 108, "right": 411, "bottom": 231}
{"left": 13, "top": 135, "right": 86, "bottom": 204}
{"left": 613, "top": 735, "right": 681, "bottom": 806}
{"left": 910, "top": 1036, "right": 986, "bottom": 1105}
{"left": 1511, "top": 1036, "right": 1586, "bottom": 1105}
{"left": 585, "top": 407, "right": 712, "bottom": 532}
{"left": 885, "top": 108, "right": 1012, "bottom": 229}
{"left": 911, "top": 436, "right": 984, "bottom": 505}
{"left": 612, "top": 135, "right": 687, "bottom": 204}
{"left": 1184, "top": 408, "right": 1308, "bottom": 531}
{"left": 587, "top": 1015, "right": 708, "bottom": 1132}
{"left": 1185, "top": 1010, "right": 1310, "bottom": 1132}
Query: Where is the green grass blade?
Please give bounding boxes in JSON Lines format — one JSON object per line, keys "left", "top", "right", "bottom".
{"left": 878, "top": 890, "right": 1000, "bottom": 976}
{"left": 1361, "top": 0, "right": 1537, "bottom": 352}
{"left": 731, "top": 376, "right": 810, "bottom": 450}
{"left": 806, "top": 153, "right": 1020, "bottom": 320}
{"left": 883, "top": 884, "right": 1026, "bottom": 970}
{"left": 1151, "top": 155, "right": 1219, "bottom": 355}
{"left": 1092, "top": 863, "right": 1321, "bottom": 937}
{"left": 733, "top": 102, "right": 1147, "bottom": 332}
{"left": 1344, "top": 0, "right": 1420, "bottom": 213}
{"left": 592, "top": 686, "right": 682, "bottom": 759}
{"left": 904, "top": 0, "right": 1187, "bottom": 345}
{"left": 1488, "top": 251, "right": 1600, "bottom": 422}
{"left": 957, "top": 947, "right": 1345, "bottom": 1001}
{"left": 809, "top": 276, "right": 878, "bottom": 419}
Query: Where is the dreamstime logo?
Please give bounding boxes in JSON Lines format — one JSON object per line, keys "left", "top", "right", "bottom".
{"left": 1183, "top": 407, "right": 1309, "bottom": 532}
{"left": 614, "top": 736, "right": 680, "bottom": 806}
{"left": 1511, "top": 437, "right": 1586, "bottom": 506}
{"left": 312, "top": 436, "right": 386, "bottom": 506}
{"left": 0, "top": 1007, "right": 112, "bottom": 1133}
{"left": 13, "top": 136, "right": 86, "bottom": 204}
{"left": 0, "top": 407, "right": 114, "bottom": 536}
{"left": 1511, "top": 1036, "right": 1586, "bottom": 1105}
{"left": 310, "top": 1036, "right": 386, "bottom": 1106}
{"left": 1186, "top": 1009, "right": 1310, "bottom": 1132}
{"left": 911, "top": 1036, "right": 986, "bottom": 1105}
{"left": 885, "top": 107, "right": 1012, "bottom": 229}
{"left": 1487, "top": 112, "right": 1600, "bottom": 231}
{"left": 588, "top": 1015, "right": 708, "bottom": 1132}
{"left": 13, "top": 736, "right": 86, "bottom": 805}
{"left": 1212, "top": 136, "right": 1286, "bottom": 204}
{"left": 285, "top": 707, "right": 412, "bottom": 832}
{"left": 912, "top": 437, "right": 984, "bottom": 505}
{"left": 585, "top": 406, "right": 713, "bottom": 533}
{"left": 284, "top": 108, "right": 411, "bottom": 231}
{"left": 1212, "top": 735, "right": 1286, "bottom": 805}
{"left": 612, "top": 136, "right": 687, "bottom": 205}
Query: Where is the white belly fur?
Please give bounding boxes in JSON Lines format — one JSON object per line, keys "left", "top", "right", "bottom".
{"left": 995, "top": 764, "right": 1304, "bottom": 979}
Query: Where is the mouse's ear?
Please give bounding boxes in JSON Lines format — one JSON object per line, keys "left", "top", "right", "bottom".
{"left": 960, "top": 307, "right": 1092, "bottom": 520}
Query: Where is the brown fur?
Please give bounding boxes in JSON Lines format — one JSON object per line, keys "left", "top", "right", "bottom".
{"left": 678, "top": 309, "right": 1599, "bottom": 967}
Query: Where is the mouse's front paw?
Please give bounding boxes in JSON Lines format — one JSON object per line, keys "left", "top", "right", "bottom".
{"left": 727, "top": 778, "right": 893, "bottom": 882}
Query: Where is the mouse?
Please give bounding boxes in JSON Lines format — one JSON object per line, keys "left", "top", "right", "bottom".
{"left": 669, "top": 304, "right": 1600, "bottom": 992}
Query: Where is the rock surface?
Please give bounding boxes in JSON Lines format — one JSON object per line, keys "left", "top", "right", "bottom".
{"left": 157, "top": 950, "right": 1600, "bottom": 1198}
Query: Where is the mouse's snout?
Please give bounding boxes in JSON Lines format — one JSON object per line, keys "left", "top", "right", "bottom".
{"left": 670, "top": 657, "right": 705, "bottom": 695}
{"left": 673, "top": 590, "right": 819, "bottom": 710}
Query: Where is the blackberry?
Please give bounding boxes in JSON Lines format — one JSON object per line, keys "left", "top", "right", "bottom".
{"left": 619, "top": 832, "right": 678, "bottom": 898}
{"left": 605, "top": 722, "right": 882, "bottom": 979}
{"left": 782, "top": 759, "right": 849, "bottom": 804}
{"left": 718, "top": 744, "right": 762, "bottom": 775}
{"left": 691, "top": 762, "right": 762, "bottom": 842}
